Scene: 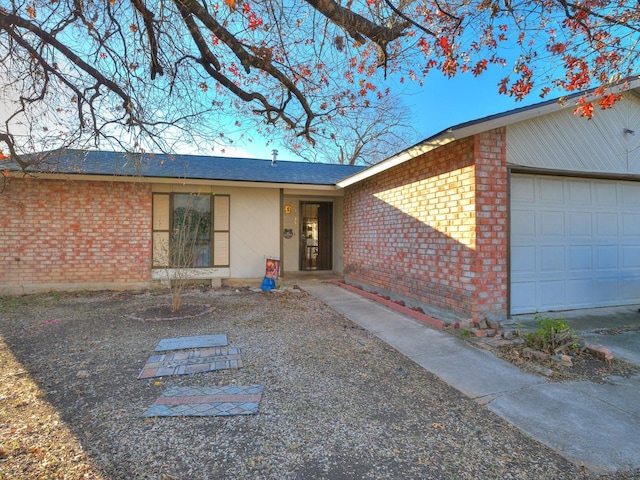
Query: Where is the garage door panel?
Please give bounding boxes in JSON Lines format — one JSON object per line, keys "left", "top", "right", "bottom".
{"left": 568, "top": 279, "right": 593, "bottom": 305}
{"left": 595, "top": 246, "right": 618, "bottom": 269}
{"left": 567, "top": 181, "right": 592, "bottom": 204}
{"left": 622, "top": 246, "right": 640, "bottom": 268}
{"left": 620, "top": 276, "right": 640, "bottom": 301}
{"left": 622, "top": 214, "right": 640, "bottom": 236}
{"left": 594, "top": 277, "right": 619, "bottom": 302}
{"left": 511, "top": 174, "right": 640, "bottom": 314}
{"left": 540, "top": 211, "right": 565, "bottom": 236}
{"left": 511, "top": 246, "right": 536, "bottom": 273}
{"left": 540, "top": 281, "right": 566, "bottom": 308}
{"left": 596, "top": 213, "right": 618, "bottom": 235}
{"left": 595, "top": 182, "right": 618, "bottom": 205}
{"left": 539, "top": 178, "right": 565, "bottom": 202}
{"left": 540, "top": 246, "right": 565, "bottom": 272}
{"left": 568, "top": 246, "right": 592, "bottom": 271}
{"left": 568, "top": 212, "right": 592, "bottom": 236}
{"left": 511, "top": 281, "right": 537, "bottom": 313}
{"left": 511, "top": 210, "right": 536, "bottom": 236}
{"left": 622, "top": 183, "right": 640, "bottom": 203}
{"left": 511, "top": 176, "right": 535, "bottom": 201}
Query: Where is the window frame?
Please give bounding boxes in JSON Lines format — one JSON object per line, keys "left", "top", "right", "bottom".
{"left": 152, "top": 192, "right": 230, "bottom": 269}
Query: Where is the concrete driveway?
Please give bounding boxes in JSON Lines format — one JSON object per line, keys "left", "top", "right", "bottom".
{"left": 303, "top": 282, "right": 640, "bottom": 475}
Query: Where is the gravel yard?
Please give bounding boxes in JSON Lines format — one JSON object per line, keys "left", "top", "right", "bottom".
{"left": 0, "top": 287, "right": 636, "bottom": 479}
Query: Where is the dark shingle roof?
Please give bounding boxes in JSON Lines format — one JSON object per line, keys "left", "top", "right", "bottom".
{"left": 8, "top": 149, "right": 365, "bottom": 186}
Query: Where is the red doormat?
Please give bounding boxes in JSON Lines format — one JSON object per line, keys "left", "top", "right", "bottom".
{"left": 141, "top": 385, "right": 264, "bottom": 417}
{"left": 137, "top": 347, "right": 243, "bottom": 379}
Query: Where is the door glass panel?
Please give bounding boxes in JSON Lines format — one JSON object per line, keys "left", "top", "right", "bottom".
{"left": 300, "top": 202, "right": 332, "bottom": 271}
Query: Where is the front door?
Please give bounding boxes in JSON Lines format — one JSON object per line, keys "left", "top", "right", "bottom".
{"left": 300, "top": 202, "right": 333, "bottom": 270}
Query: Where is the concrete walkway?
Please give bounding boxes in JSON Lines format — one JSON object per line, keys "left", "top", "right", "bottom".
{"left": 300, "top": 282, "right": 640, "bottom": 475}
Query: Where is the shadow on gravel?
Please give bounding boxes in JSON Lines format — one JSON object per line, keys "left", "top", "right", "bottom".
{"left": 1, "top": 289, "right": 635, "bottom": 479}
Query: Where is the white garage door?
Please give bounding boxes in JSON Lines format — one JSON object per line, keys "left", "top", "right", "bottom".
{"left": 510, "top": 174, "right": 640, "bottom": 314}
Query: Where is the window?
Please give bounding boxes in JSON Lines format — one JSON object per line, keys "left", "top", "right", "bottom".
{"left": 152, "top": 193, "right": 229, "bottom": 268}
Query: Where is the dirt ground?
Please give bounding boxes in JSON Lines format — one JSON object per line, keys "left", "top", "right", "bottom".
{"left": 1, "top": 286, "right": 638, "bottom": 479}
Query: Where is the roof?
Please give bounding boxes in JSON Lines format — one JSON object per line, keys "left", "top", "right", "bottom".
{"left": 337, "top": 77, "right": 640, "bottom": 188}
{"left": 7, "top": 149, "right": 365, "bottom": 186}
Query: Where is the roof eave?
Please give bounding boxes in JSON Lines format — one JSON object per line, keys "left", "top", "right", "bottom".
{"left": 4, "top": 171, "right": 342, "bottom": 191}
{"left": 337, "top": 78, "right": 640, "bottom": 188}
{"left": 336, "top": 132, "right": 456, "bottom": 188}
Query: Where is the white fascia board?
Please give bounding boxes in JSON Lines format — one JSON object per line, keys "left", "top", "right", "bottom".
{"left": 452, "top": 102, "right": 566, "bottom": 138}
{"left": 336, "top": 132, "right": 456, "bottom": 188}
{"left": 6, "top": 171, "right": 340, "bottom": 191}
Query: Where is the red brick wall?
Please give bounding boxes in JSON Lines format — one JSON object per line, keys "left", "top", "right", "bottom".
{"left": 343, "top": 129, "right": 507, "bottom": 320}
{"left": 472, "top": 129, "right": 508, "bottom": 319}
{"left": 0, "top": 178, "right": 153, "bottom": 294}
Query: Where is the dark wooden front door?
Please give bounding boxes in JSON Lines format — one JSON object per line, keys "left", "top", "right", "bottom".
{"left": 300, "top": 202, "right": 332, "bottom": 270}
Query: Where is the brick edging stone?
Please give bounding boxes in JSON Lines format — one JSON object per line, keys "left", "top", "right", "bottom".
{"left": 331, "top": 281, "right": 448, "bottom": 330}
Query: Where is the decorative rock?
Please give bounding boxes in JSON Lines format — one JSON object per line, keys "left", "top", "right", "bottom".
{"left": 459, "top": 318, "right": 474, "bottom": 330}
{"left": 476, "top": 319, "right": 488, "bottom": 329}
{"left": 502, "top": 330, "right": 515, "bottom": 340}
{"left": 551, "top": 354, "right": 573, "bottom": 367}
{"left": 522, "top": 347, "right": 550, "bottom": 362}
{"left": 586, "top": 344, "right": 614, "bottom": 362}
{"left": 472, "top": 328, "right": 488, "bottom": 338}
{"left": 486, "top": 329, "right": 496, "bottom": 337}
{"left": 486, "top": 319, "right": 500, "bottom": 330}
{"left": 526, "top": 362, "right": 554, "bottom": 377}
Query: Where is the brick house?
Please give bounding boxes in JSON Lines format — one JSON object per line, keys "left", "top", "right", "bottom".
{"left": 337, "top": 81, "right": 640, "bottom": 320}
{"left": 0, "top": 151, "right": 364, "bottom": 295}
{"left": 2, "top": 82, "right": 640, "bottom": 321}
{"left": 339, "top": 131, "right": 508, "bottom": 321}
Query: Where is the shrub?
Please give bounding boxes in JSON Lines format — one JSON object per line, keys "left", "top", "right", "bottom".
{"left": 525, "top": 314, "right": 581, "bottom": 354}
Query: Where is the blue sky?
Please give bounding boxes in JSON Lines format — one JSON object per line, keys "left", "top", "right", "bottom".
{"left": 224, "top": 64, "right": 544, "bottom": 161}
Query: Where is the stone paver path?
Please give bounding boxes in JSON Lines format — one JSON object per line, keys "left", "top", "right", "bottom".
{"left": 154, "top": 334, "right": 228, "bottom": 352}
{"left": 141, "top": 385, "right": 264, "bottom": 417}
{"left": 137, "top": 347, "right": 243, "bottom": 379}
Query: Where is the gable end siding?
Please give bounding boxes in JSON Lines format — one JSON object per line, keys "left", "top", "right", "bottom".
{"left": 507, "top": 93, "right": 640, "bottom": 175}
{"left": 343, "top": 129, "right": 507, "bottom": 320}
{"left": 0, "top": 179, "right": 152, "bottom": 294}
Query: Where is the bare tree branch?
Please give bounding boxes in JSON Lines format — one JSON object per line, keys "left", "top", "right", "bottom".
{"left": 0, "top": 11, "right": 135, "bottom": 123}
{"left": 0, "top": 0, "right": 637, "bottom": 172}
{"left": 130, "top": 0, "right": 165, "bottom": 79}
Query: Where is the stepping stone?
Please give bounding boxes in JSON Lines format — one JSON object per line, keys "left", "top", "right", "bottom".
{"left": 154, "top": 334, "right": 228, "bottom": 352}
{"left": 138, "top": 347, "right": 242, "bottom": 379}
{"left": 141, "top": 385, "right": 264, "bottom": 417}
